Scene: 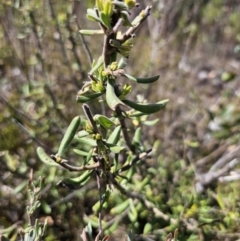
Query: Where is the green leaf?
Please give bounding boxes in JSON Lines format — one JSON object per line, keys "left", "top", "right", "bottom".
{"left": 121, "top": 11, "right": 132, "bottom": 27}
{"left": 84, "top": 148, "right": 94, "bottom": 165}
{"left": 57, "top": 116, "right": 81, "bottom": 157}
{"left": 123, "top": 73, "right": 160, "bottom": 84}
{"left": 110, "top": 145, "right": 125, "bottom": 153}
{"left": 221, "top": 71, "right": 236, "bottom": 82}
{"left": 110, "top": 199, "right": 130, "bottom": 215}
{"left": 14, "top": 180, "right": 28, "bottom": 194}
{"left": 128, "top": 111, "right": 148, "bottom": 117}
{"left": 74, "top": 137, "right": 97, "bottom": 147}
{"left": 100, "top": 11, "right": 111, "bottom": 29}
{"left": 73, "top": 149, "right": 96, "bottom": 157}
{"left": 94, "top": 114, "right": 115, "bottom": 129}
{"left": 118, "top": 57, "right": 128, "bottom": 69}
{"left": 57, "top": 170, "right": 93, "bottom": 189}
{"left": 76, "top": 92, "right": 103, "bottom": 103}
{"left": 113, "top": 1, "right": 128, "bottom": 11}
{"left": 79, "top": 29, "right": 104, "bottom": 35}
{"left": 107, "top": 125, "right": 122, "bottom": 145}
{"left": 89, "top": 56, "right": 103, "bottom": 75}
{"left": 103, "top": 0, "right": 113, "bottom": 17}
{"left": 77, "top": 130, "right": 89, "bottom": 138}
{"left": 143, "top": 223, "right": 152, "bottom": 234}
{"left": 96, "top": 0, "right": 103, "bottom": 11}
{"left": 132, "top": 127, "right": 141, "bottom": 145}
{"left": 86, "top": 9, "right": 101, "bottom": 22}
{"left": 143, "top": 119, "right": 159, "bottom": 126}
{"left": 128, "top": 199, "right": 138, "bottom": 222}
{"left": 106, "top": 79, "right": 126, "bottom": 110}
{"left": 37, "top": 147, "right": 58, "bottom": 166}
{"left": 123, "top": 99, "right": 169, "bottom": 114}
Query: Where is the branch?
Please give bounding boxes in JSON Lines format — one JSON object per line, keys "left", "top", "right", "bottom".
{"left": 113, "top": 180, "right": 177, "bottom": 224}
{"left": 115, "top": 106, "right": 135, "bottom": 153}
{"left": 117, "top": 6, "right": 152, "bottom": 43}
{"left": 116, "top": 149, "right": 152, "bottom": 173}
{"left": 82, "top": 104, "right": 99, "bottom": 134}
{"left": 196, "top": 144, "right": 228, "bottom": 167}
{"left": 209, "top": 145, "right": 240, "bottom": 172}
{"left": 50, "top": 154, "right": 100, "bottom": 172}
{"left": 76, "top": 18, "right": 93, "bottom": 66}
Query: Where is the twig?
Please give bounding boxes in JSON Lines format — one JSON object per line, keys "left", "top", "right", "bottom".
{"left": 29, "top": 11, "right": 47, "bottom": 79}
{"left": 102, "top": 34, "right": 116, "bottom": 68}
{"left": 199, "top": 158, "right": 240, "bottom": 186}
{"left": 12, "top": 118, "right": 52, "bottom": 153}
{"left": 196, "top": 144, "right": 228, "bottom": 167}
{"left": 117, "top": 6, "right": 152, "bottom": 43}
{"left": 29, "top": 11, "right": 70, "bottom": 123}
{"left": 47, "top": 0, "right": 69, "bottom": 64}
{"left": 50, "top": 182, "right": 97, "bottom": 207}
{"left": 82, "top": 104, "right": 99, "bottom": 133}
{"left": 113, "top": 19, "right": 123, "bottom": 33}
{"left": 76, "top": 19, "right": 93, "bottom": 66}
{"left": 47, "top": 0, "right": 80, "bottom": 87}
{"left": 50, "top": 154, "right": 100, "bottom": 172}
{"left": 96, "top": 171, "right": 103, "bottom": 236}
{"left": 44, "top": 84, "right": 68, "bottom": 123}
{"left": 209, "top": 145, "right": 240, "bottom": 172}
{"left": 66, "top": 13, "right": 86, "bottom": 76}
{"left": 219, "top": 174, "right": 240, "bottom": 183}
{"left": 0, "top": 94, "right": 41, "bottom": 125}
{"left": 115, "top": 106, "right": 135, "bottom": 153}
{"left": 116, "top": 149, "right": 152, "bottom": 173}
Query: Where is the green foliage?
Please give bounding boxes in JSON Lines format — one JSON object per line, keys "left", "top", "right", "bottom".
{"left": 1, "top": 0, "right": 240, "bottom": 241}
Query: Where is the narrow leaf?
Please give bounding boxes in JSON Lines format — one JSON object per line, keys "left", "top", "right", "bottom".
{"left": 87, "top": 9, "right": 101, "bottom": 22}
{"left": 74, "top": 137, "right": 97, "bottom": 147}
{"left": 76, "top": 92, "right": 103, "bottom": 103}
{"left": 100, "top": 11, "right": 111, "bottom": 29}
{"left": 94, "top": 114, "right": 115, "bottom": 129}
{"left": 57, "top": 116, "right": 81, "bottom": 157}
{"left": 77, "top": 130, "right": 89, "bottom": 138}
{"left": 73, "top": 149, "right": 96, "bottom": 157}
{"left": 107, "top": 125, "right": 121, "bottom": 145}
{"left": 57, "top": 170, "right": 93, "bottom": 189}
{"left": 106, "top": 79, "right": 126, "bottom": 110}
{"left": 79, "top": 29, "right": 104, "bottom": 35}
{"left": 123, "top": 73, "right": 160, "bottom": 84}
{"left": 143, "top": 119, "right": 159, "bottom": 126}
{"left": 110, "top": 145, "right": 125, "bottom": 153}
{"left": 123, "top": 99, "right": 169, "bottom": 114}
{"left": 85, "top": 148, "right": 94, "bottom": 165}
{"left": 89, "top": 56, "right": 103, "bottom": 75}
{"left": 132, "top": 127, "right": 141, "bottom": 145}
{"left": 37, "top": 147, "right": 58, "bottom": 166}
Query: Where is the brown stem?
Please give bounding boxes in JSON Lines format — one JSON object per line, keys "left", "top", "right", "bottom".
{"left": 50, "top": 154, "right": 100, "bottom": 172}
{"left": 116, "top": 149, "right": 152, "bottom": 173}
{"left": 115, "top": 106, "right": 135, "bottom": 153}
{"left": 82, "top": 104, "right": 99, "bottom": 134}
{"left": 117, "top": 6, "right": 152, "bottom": 43}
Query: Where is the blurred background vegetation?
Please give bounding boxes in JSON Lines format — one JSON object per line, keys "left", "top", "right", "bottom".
{"left": 1, "top": 0, "right": 240, "bottom": 240}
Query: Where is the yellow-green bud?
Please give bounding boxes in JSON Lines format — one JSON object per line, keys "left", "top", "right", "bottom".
{"left": 124, "top": 0, "right": 136, "bottom": 9}
{"left": 110, "top": 62, "right": 118, "bottom": 71}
